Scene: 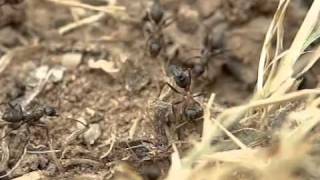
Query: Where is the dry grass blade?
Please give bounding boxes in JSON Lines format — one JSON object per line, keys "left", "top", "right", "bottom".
{"left": 46, "top": 0, "right": 125, "bottom": 15}
{"left": 58, "top": 12, "right": 105, "bottom": 35}
{"left": 264, "top": 0, "right": 320, "bottom": 96}
{"left": 212, "top": 119, "right": 248, "bottom": 150}
{"left": 167, "top": 89, "right": 320, "bottom": 177}
{"left": 293, "top": 45, "right": 320, "bottom": 78}
{"left": 0, "top": 126, "right": 9, "bottom": 172}
{"left": 0, "top": 51, "right": 14, "bottom": 74}
{"left": 256, "top": 0, "right": 291, "bottom": 91}
{"left": 202, "top": 93, "right": 215, "bottom": 139}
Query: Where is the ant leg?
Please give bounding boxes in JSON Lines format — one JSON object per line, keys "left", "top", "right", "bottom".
{"left": 162, "top": 16, "right": 175, "bottom": 29}
{"left": 164, "top": 82, "right": 183, "bottom": 95}
{"left": 192, "top": 92, "right": 204, "bottom": 98}
{"left": 0, "top": 122, "right": 24, "bottom": 141}
{"left": 34, "top": 123, "right": 63, "bottom": 172}
{"left": 60, "top": 118, "right": 89, "bottom": 158}
{"left": 186, "top": 68, "right": 192, "bottom": 91}
{"left": 184, "top": 56, "right": 201, "bottom": 62}
{"left": 158, "top": 82, "right": 184, "bottom": 100}
{"left": 67, "top": 118, "right": 89, "bottom": 128}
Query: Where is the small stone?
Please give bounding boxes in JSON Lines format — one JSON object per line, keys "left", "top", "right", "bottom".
{"left": 84, "top": 123, "right": 101, "bottom": 145}
{"left": 197, "top": 0, "right": 222, "bottom": 18}
{"left": 176, "top": 5, "right": 199, "bottom": 34}
{"left": 61, "top": 53, "right": 82, "bottom": 69}
{"left": 12, "top": 171, "right": 44, "bottom": 180}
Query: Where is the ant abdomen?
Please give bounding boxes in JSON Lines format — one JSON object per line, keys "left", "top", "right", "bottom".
{"left": 2, "top": 109, "right": 23, "bottom": 123}
{"left": 184, "top": 103, "right": 203, "bottom": 121}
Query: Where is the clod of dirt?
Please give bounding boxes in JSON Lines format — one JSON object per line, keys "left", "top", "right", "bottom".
{"left": 61, "top": 53, "right": 83, "bottom": 69}
{"left": 225, "top": 17, "right": 271, "bottom": 64}
{"left": 12, "top": 171, "right": 44, "bottom": 180}
{"left": 124, "top": 68, "right": 150, "bottom": 93}
{"left": 83, "top": 123, "right": 102, "bottom": 145}
{"left": 0, "top": 3, "right": 25, "bottom": 28}
{"left": 111, "top": 162, "right": 143, "bottom": 180}
{"left": 196, "top": 0, "right": 221, "bottom": 18}
{"left": 176, "top": 4, "right": 199, "bottom": 34}
{"left": 0, "top": 27, "right": 22, "bottom": 47}
{"left": 151, "top": 100, "right": 175, "bottom": 146}
{"left": 223, "top": 59, "right": 257, "bottom": 87}
{"left": 222, "top": 0, "right": 258, "bottom": 24}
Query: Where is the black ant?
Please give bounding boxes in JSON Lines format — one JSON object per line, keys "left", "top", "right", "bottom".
{"left": 1, "top": 101, "right": 88, "bottom": 141}
{"left": 186, "top": 32, "right": 225, "bottom": 77}
{"left": 1, "top": 101, "right": 58, "bottom": 140}
{"left": 143, "top": 0, "right": 174, "bottom": 57}
{"left": 165, "top": 65, "right": 203, "bottom": 122}
{"left": 0, "top": 101, "right": 60, "bottom": 178}
{"left": 0, "top": 101, "right": 88, "bottom": 177}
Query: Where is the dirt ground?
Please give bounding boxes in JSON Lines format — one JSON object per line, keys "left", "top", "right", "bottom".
{"left": 0, "top": 0, "right": 316, "bottom": 179}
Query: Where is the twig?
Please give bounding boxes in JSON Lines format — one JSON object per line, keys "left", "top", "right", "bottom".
{"left": 129, "top": 117, "right": 141, "bottom": 139}
{"left": 100, "top": 134, "right": 116, "bottom": 159}
{"left": 27, "top": 150, "right": 61, "bottom": 154}
{"left": 58, "top": 12, "right": 105, "bottom": 35}
{"left": 0, "top": 126, "right": 9, "bottom": 172}
{"left": 0, "top": 50, "right": 15, "bottom": 74}
{"left": 211, "top": 118, "right": 248, "bottom": 150}
{"left": 63, "top": 158, "right": 103, "bottom": 168}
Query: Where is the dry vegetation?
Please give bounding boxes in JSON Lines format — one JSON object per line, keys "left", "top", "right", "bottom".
{"left": 0, "top": 0, "right": 319, "bottom": 180}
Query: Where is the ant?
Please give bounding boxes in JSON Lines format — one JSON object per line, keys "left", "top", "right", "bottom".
{"left": 1, "top": 101, "right": 88, "bottom": 143}
{"left": 186, "top": 32, "right": 225, "bottom": 77}
{"left": 0, "top": 101, "right": 59, "bottom": 141}
{"left": 164, "top": 64, "right": 203, "bottom": 123}
{"left": 0, "top": 101, "right": 89, "bottom": 178}
{"left": 0, "top": 101, "right": 60, "bottom": 178}
{"left": 143, "top": 0, "right": 174, "bottom": 57}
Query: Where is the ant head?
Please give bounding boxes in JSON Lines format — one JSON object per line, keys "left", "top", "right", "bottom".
{"left": 44, "top": 106, "right": 58, "bottom": 117}
{"left": 169, "top": 65, "right": 191, "bottom": 89}
{"left": 184, "top": 103, "right": 203, "bottom": 121}
{"left": 150, "top": 0, "right": 164, "bottom": 25}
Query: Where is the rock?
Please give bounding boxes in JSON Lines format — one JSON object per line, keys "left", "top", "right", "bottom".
{"left": 176, "top": 5, "right": 199, "bottom": 34}
{"left": 61, "top": 53, "right": 82, "bottom": 69}
{"left": 12, "top": 171, "right": 44, "bottom": 180}
{"left": 197, "top": 0, "right": 222, "bottom": 18}
{"left": 84, "top": 123, "right": 101, "bottom": 145}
